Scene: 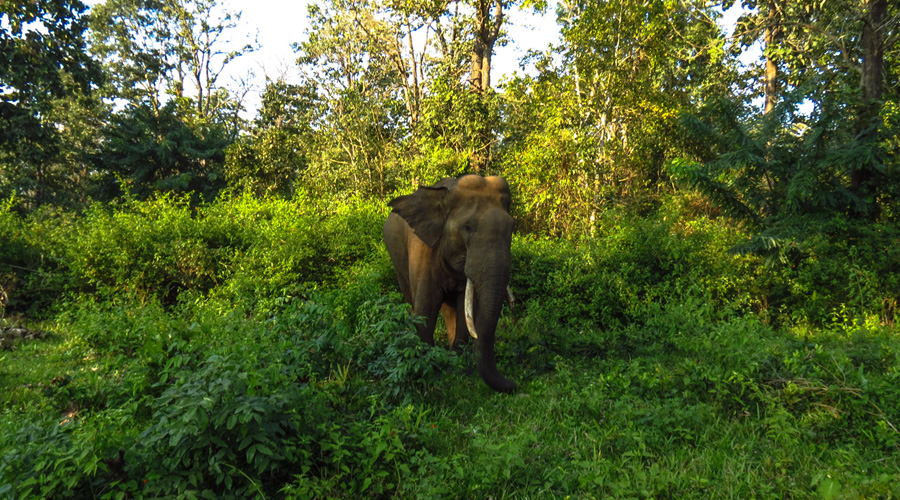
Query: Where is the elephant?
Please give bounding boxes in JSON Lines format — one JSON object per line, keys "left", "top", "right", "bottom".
{"left": 383, "top": 174, "right": 517, "bottom": 393}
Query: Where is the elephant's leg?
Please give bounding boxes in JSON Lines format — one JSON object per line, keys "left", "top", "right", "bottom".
{"left": 412, "top": 286, "right": 442, "bottom": 346}
{"left": 441, "top": 303, "right": 457, "bottom": 347}
{"left": 405, "top": 236, "right": 442, "bottom": 345}
{"left": 444, "top": 293, "right": 471, "bottom": 350}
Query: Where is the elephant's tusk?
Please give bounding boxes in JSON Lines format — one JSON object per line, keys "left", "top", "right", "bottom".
{"left": 465, "top": 278, "right": 478, "bottom": 339}
{"left": 506, "top": 286, "right": 516, "bottom": 308}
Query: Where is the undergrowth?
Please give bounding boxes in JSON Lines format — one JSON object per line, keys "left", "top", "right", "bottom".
{"left": 1, "top": 193, "right": 898, "bottom": 499}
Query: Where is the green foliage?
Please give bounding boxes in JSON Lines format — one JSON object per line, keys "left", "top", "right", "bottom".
{"left": 94, "top": 102, "right": 229, "bottom": 201}
{"left": 3, "top": 191, "right": 900, "bottom": 500}
{"left": 776, "top": 218, "right": 900, "bottom": 325}
{"left": 0, "top": 0, "right": 102, "bottom": 210}
{"left": 224, "top": 80, "right": 317, "bottom": 199}
{"left": 419, "top": 76, "right": 501, "bottom": 171}
{"left": 672, "top": 89, "right": 900, "bottom": 325}
{"left": 365, "top": 309, "right": 465, "bottom": 401}
{"left": 499, "top": 0, "right": 737, "bottom": 235}
{"left": 61, "top": 295, "right": 181, "bottom": 356}
{"left": 0, "top": 192, "right": 388, "bottom": 313}
{"left": 4, "top": 0, "right": 900, "bottom": 494}
{"left": 88, "top": 0, "right": 254, "bottom": 127}
{"left": 224, "top": 128, "right": 307, "bottom": 198}
{"left": 0, "top": 200, "right": 29, "bottom": 314}
{"left": 511, "top": 208, "right": 756, "bottom": 330}
{"left": 0, "top": 417, "right": 108, "bottom": 499}
{"left": 139, "top": 350, "right": 321, "bottom": 497}
{"left": 503, "top": 121, "right": 597, "bottom": 235}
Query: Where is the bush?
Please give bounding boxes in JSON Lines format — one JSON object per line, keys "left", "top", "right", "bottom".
{"left": 511, "top": 208, "right": 756, "bottom": 331}
{"left": 787, "top": 219, "right": 900, "bottom": 325}
{"left": 0, "top": 192, "right": 389, "bottom": 314}
{"left": 0, "top": 417, "right": 106, "bottom": 499}
{"left": 0, "top": 202, "right": 74, "bottom": 315}
{"left": 61, "top": 295, "right": 180, "bottom": 357}
{"left": 139, "top": 349, "right": 327, "bottom": 498}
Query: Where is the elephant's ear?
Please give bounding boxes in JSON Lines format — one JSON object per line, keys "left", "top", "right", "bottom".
{"left": 388, "top": 180, "right": 454, "bottom": 247}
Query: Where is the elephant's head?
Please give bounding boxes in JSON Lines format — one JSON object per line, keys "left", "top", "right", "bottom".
{"left": 388, "top": 175, "right": 516, "bottom": 393}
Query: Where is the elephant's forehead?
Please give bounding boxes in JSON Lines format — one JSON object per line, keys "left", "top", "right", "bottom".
{"left": 456, "top": 175, "right": 508, "bottom": 191}
{"left": 450, "top": 176, "right": 511, "bottom": 214}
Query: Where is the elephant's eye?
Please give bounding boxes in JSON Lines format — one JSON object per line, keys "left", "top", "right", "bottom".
{"left": 463, "top": 223, "right": 474, "bottom": 234}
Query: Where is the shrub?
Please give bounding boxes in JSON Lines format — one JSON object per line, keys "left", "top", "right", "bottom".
{"left": 61, "top": 296, "right": 180, "bottom": 357}
{"left": 510, "top": 209, "right": 756, "bottom": 331}
{"left": 787, "top": 219, "right": 900, "bottom": 325}
{"left": 138, "top": 349, "right": 327, "bottom": 498}
{"left": 51, "top": 195, "right": 214, "bottom": 304}
{"left": 0, "top": 417, "right": 107, "bottom": 499}
{"left": 366, "top": 327, "right": 465, "bottom": 401}
{"left": 0, "top": 192, "right": 389, "bottom": 314}
{"left": 0, "top": 201, "right": 74, "bottom": 315}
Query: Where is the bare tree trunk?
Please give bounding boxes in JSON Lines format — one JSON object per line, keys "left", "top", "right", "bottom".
{"left": 860, "top": 0, "right": 886, "bottom": 107}
{"left": 468, "top": 0, "right": 503, "bottom": 172}
{"left": 852, "top": 0, "right": 886, "bottom": 195}
{"left": 406, "top": 19, "right": 421, "bottom": 125}
{"left": 469, "top": 0, "right": 503, "bottom": 93}
{"left": 763, "top": 0, "right": 780, "bottom": 115}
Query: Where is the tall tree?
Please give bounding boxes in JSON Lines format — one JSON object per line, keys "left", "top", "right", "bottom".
{"left": 89, "top": 0, "right": 256, "bottom": 126}
{"left": 88, "top": 0, "right": 255, "bottom": 200}
{"left": 224, "top": 79, "right": 317, "bottom": 198}
{"left": 501, "top": 0, "right": 732, "bottom": 234}
{"left": 293, "top": 0, "right": 412, "bottom": 195}
{"left": 94, "top": 101, "right": 229, "bottom": 200}
{"left": 468, "top": 0, "right": 503, "bottom": 93}
{"left": 853, "top": 0, "right": 890, "bottom": 196}
{"left": 0, "top": 0, "right": 100, "bottom": 208}
{"left": 728, "top": 0, "right": 899, "bottom": 211}
{"left": 762, "top": 0, "right": 781, "bottom": 115}
{"left": 673, "top": 0, "right": 900, "bottom": 262}
{"left": 463, "top": 0, "right": 504, "bottom": 171}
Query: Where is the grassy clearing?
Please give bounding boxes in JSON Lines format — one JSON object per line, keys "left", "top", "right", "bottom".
{"left": 1, "top": 194, "right": 898, "bottom": 499}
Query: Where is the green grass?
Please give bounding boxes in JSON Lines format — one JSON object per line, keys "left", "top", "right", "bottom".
{"left": 1, "top": 194, "right": 899, "bottom": 499}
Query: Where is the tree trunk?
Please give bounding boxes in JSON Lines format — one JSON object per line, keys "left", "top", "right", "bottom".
{"left": 469, "top": 0, "right": 502, "bottom": 93}
{"left": 860, "top": 0, "right": 886, "bottom": 107}
{"left": 468, "top": 0, "right": 503, "bottom": 172}
{"left": 406, "top": 19, "right": 421, "bottom": 126}
{"left": 763, "top": 0, "right": 780, "bottom": 115}
{"left": 851, "top": 0, "right": 886, "bottom": 196}
{"left": 469, "top": 0, "right": 503, "bottom": 92}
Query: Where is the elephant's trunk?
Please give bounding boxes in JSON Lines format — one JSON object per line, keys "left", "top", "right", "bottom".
{"left": 469, "top": 264, "right": 516, "bottom": 393}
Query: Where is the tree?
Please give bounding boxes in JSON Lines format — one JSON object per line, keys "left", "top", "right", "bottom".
{"left": 501, "top": 0, "right": 732, "bottom": 234}
{"left": 35, "top": 74, "right": 110, "bottom": 207}
{"left": 88, "top": 0, "right": 256, "bottom": 200}
{"left": 468, "top": 0, "right": 504, "bottom": 93}
{"left": 715, "top": 0, "right": 900, "bottom": 216}
{"left": 853, "top": 0, "right": 891, "bottom": 197}
{"left": 461, "top": 0, "right": 504, "bottom": 171}
{"left": 224, "top": 79, "right": 316, "bottom": 198}
{"left": 89, "top": 0, "right": 256, "bottom": 127}
{"left": 673, "top": 0, "right": 900, "bottom": 261}
{"left": 0, "top": 0, "right": 100, "bottom": 208}
{"left": 292, "top": 0, "right": 452, "bottom": 195}
{"left": 292, "top": 0, "right": 551, "bottom": 186}
{"left": 94, "top": 101, "right": 228, "bottom": 201}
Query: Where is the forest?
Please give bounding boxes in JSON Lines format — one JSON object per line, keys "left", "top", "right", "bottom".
{"left": 1, "top": 0, "right": 899, "bottom": 498}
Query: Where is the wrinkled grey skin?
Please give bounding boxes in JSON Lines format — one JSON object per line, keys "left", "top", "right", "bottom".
{"left": 382, "top": 175, "right": 516, "bottom": 393}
